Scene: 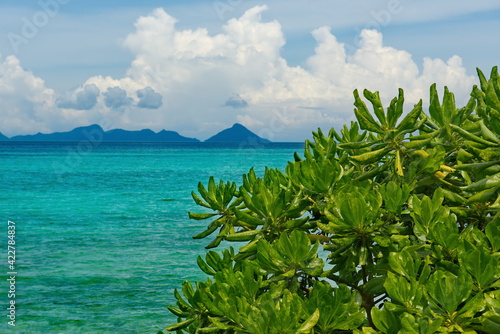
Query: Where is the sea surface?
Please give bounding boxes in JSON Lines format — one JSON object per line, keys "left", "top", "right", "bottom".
{"left": 0, "top": 141, "right": 303, "bottom": 334}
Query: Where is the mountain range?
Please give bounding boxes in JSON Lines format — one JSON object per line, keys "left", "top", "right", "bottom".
{"left": 0, "top": 123, "right": 270, "bottom": 143}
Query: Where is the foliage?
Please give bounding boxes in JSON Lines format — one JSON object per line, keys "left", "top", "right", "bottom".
{"left": 162, "top": 68, "right": 500, "bottom": 333}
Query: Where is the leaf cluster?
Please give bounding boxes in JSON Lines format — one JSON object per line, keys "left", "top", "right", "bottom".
{"left": 163, "top": 68, "right": 500, "bottom": 333}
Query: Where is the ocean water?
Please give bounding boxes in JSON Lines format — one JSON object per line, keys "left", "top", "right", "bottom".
{"left": 0, "top": 141, "right": 303, "bottom": 334}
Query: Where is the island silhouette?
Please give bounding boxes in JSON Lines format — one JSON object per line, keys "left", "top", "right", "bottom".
{"left": 1, "top": 123, "right": 270, "bottom": 143}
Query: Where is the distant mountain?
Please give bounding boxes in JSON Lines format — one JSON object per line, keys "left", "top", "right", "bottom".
{"left": 9, "top": 124, "right": 200, "bottom": 142}
{"left": 3, "top": 123, "right": 270, "bottom": 142}
{"left": 10, "top": 124, "right": 104, "bottom": 142}
{"left": 205, "top": 123, "right": 271, "bottom": 143}
{"left": 104, "top": 128, "right": 199, "bottom": 142}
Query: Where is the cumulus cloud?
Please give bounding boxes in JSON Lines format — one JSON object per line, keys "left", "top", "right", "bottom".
{"left": 103, "top": 86, "right": 132, "bottom": 111}
{"left": 57, "top": 84, "right": 100, "bottom": 110}
{"left": 0, "top": 6, "right": 480, "bottom": 140}
{"left": 107, "top": 6, "right": 476, "bottom": 140}
{"left": 0, "top": 55, "right": 59, "bottom": 136}
{"left": 136, "top": 86, "right": 163, "bottom": 109}
{"left": 224, "top": 94, "right": 248, "bottom": 109}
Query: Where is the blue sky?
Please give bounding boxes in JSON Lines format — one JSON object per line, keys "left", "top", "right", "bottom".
{"left": 0, "top": 0, "right": 499, "bottom": 140}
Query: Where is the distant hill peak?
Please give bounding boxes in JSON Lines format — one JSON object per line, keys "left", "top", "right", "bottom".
{"left": 205, "top": 123, "right": 270, "bottom": 143}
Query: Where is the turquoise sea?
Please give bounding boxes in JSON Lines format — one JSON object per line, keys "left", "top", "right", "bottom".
{"left": 0, "top": 141, "right": 303, "bottom": 333}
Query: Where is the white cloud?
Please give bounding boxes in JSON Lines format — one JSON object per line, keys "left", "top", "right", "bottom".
{"left": 303, "top": 27, "right": 478, "bottom": 106}
{"left": 224, "top": 94, "right": 248, "bottom": 109}
{"left": 137, "top": 86, "right": 163, "bottom": 109}
{"left": 0, "top": 54, "right": 57, "bottom": 136}
{"left": 57, "top": 84, "right": 100, "bottom": 110}
{"left": 103, "top": 86, "right": 132, "bottom": 111}
{"left": 0, "top": 6, "right": 481, "bottom": 140}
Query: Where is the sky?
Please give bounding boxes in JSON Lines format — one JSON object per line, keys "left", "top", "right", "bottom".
{"left": 0, "top": 0, "right": 499, "bottom": 141}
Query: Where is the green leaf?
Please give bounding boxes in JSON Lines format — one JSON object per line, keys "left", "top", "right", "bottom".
{"left": 380, "top": 181, "right": 410, "bottom": 213}
{"left": 205, "top": 236, "right": 223, "bottom": 249}
{"left": 339, "top": 140, "right": 377, "bottom": 150}
{"left": 307, "top": 282, "right": 364, "bottom": 331}
{"left": 467, "top": 184, "right": 500, "bottom": 204}
{"left": 456, "top": 160, "right": 500, "bottom": 173}
{"left": 188, "top": 212, "right": 218, "bottom": 220}
{"left": 387, "top": 88, "right": 404, "bottom": 128}
{"left": 225, "top": 229, "right": 261, "bottom": 242}
{"left": 197, "top": 256, "right": 216, "bottom": 275}
{"left": 166, "top": 317, "right": 196, "bottom": 331}
{"left": 191, "top": 191, "right": 211, "bottom": 209}
{"left": 460, "top": 248, "right": 498, "bottom": 289}
{"left": 481, "top": 311, "right": 500, "bottom": 333}
{"left": 174, "top": 287, "right": 192, "bottom": 311}
{"left": 479, "top": 119, "right": 499, "bottom": 143}
{"left": 364, "top": 276, "right": 387, "bottom": 296}
{"left": 353, "top": 89, "right": 384, "bottom": 133}
{"left": 399, "top": 313, "right": 443, "bottom": 334}
{"left": 234, "top": 209, "right": 264, "bottom": 226}
{"left": 297, "top": 308, "right": 320, "bottom": 333}
{"left": 426, "top": 270, "right": 473, "bottom": 314}
{"left": 384, "top": 272, "right": 422, "bottom": 308}
{"left": 371, "top": 306, "right": 401, "bottom": 334}
{"left": 364, "top": 89, "right": 387, "bottom": 127}
{"left": 450, "top": 123, "right": 498, "bottom": 146}
{"left": 167, "top": 305, "right": 190, "bottom": 317}
{"left": 397, "top": 100, "right": 423, "bottom": 132}
{"left": 350, "top": 146, "right": 391, "bottom": 165}
{"left": 477, "top": 67, "right": 488, "bottom": 91}
{"left": 429, "top": 215, "right": 459, "bottom": 251}
{"left": 429, "top": 84, "right": 444, "bottom": 125}
{"left": 486, "top": 218, "right": 500, "bottom": 251}
{"left": 442, "top": 86, "right": 456, "bottom": 124}
{"left": 461, "top": 172, "right": 500, "bottom": 192}
{"left": 192, "top": 220, "right": 221, "bottom": 239}
{"left": 388, "top": 250, "right": 421, "bottom": 279}
{"left": 339, "top": 196, "right": 369, "bottom": 229}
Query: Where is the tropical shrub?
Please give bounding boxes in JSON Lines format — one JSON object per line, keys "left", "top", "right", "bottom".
{"left": 162, "top": 68, "right": 500, "bottom": 333}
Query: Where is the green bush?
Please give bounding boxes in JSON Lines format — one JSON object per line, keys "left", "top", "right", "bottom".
{"left": 163, "top": 68, "right": 500, "bottom": 333}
